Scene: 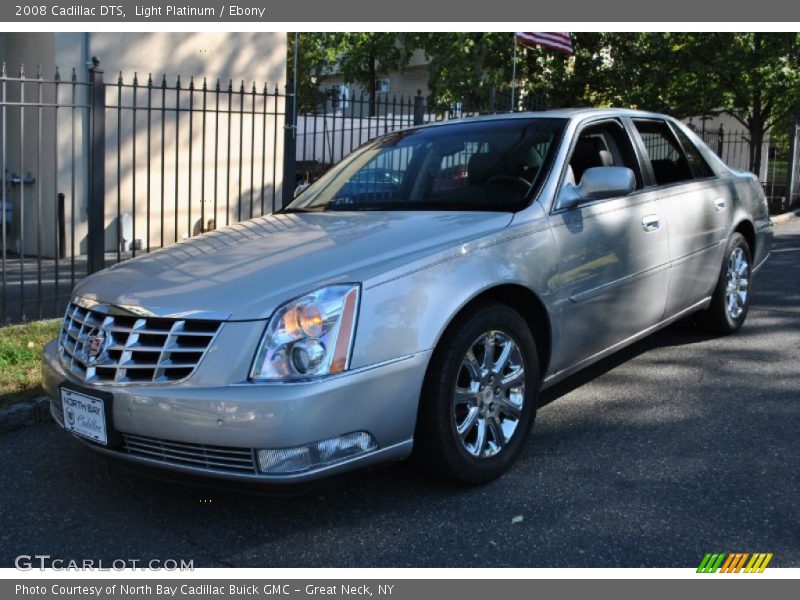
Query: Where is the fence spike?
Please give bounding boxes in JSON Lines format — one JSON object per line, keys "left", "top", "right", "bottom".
{"left": 54, "top": 66, "right": 61, "bottom": 81}
{"left": 215, "top": 78, "right": 220, "bottom": 91}
{"left": 36, "top": 64, "right": 42, "bottom": 79}
{"left": 188, "top": 75, "right": 194, "bottom": 90}
{"left": 202, "top": 76, "right": 207, "bottom": 90}
{"left": 1, "top": 62, "right": 5, "bottom": 78}
{"left": 175, "top": 74, "right": 181, "bottom": 88}
{"left": 117, "top": 71, "right": 123, "bottom": 85}
{"left": 274, "top": 83, "right": 279, "bottom": 94}
{"left": 19, "top": 63, "right": 25, "bottom": 78}
{"left": 147, "top": 73, "right": 153, "bottom": 87}
{"left": 133, "top": 72, "right": 139, "bottom": 86}
{"left": 251, "top": 81, "right": 256, "bottom": 94}
{"left": 71, "top": 67, "right": 77, "bottom": 82}
{"left": 239, "top": 80, "right": 245, "bottom": 92}
{"left": 161, "top": 74, "right": 167, "bottom": 88}
{"left": 228, "top": 79, "right": 233, "bottom": 92}
{"left": 263, "top": 82, "right": 268, "bottom": 95}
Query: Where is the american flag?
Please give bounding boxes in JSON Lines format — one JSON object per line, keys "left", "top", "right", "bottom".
{"left": 515, "top": 32, "right": 573, "bottom": 54}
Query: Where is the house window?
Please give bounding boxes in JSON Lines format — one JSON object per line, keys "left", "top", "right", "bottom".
{"left": 375, "top": 78, "right": 390, "bottom": 94}
{"left": 330, "top": 84, "right": 349, "bottom": 110}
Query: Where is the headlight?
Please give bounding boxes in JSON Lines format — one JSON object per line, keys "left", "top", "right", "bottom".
{"left": 250, "top": 284, "right": 360, "bottom": 381}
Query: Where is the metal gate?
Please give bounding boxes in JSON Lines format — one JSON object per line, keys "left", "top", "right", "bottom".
{"left": 788, "top": 121, "right": 800, "bottom": 209}
{"left": 1, "top": 58, "right": 288, "bottom": 324}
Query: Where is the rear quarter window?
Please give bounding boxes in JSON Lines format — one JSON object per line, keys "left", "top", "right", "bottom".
{"left": 673, "top": 127, "right": 715, "bottom": 179}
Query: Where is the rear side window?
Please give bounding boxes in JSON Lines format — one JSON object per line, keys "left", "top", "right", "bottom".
{"left": 672, "top": 127, "right": 715, "bottom": 179}
{"left": 633, "top": 119, "right": 694, "bottom": 186}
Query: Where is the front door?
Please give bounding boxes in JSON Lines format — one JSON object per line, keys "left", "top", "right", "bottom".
{"left": 547, "top": 119, "right": 671, "bottom": 375}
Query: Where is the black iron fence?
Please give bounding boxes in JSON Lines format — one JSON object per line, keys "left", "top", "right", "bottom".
{"left": 1, "top": 58, "right": 290, "bottom": 324}
{"left": 691, "top": 123, "right": 800, "bottom": 212}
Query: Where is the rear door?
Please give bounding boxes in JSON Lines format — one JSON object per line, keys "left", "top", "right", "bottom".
{"left": 630, "top": 119, "right": 732, "bottom": 318}
{"left": 547, "top": 118, "right": 671, "bottom": 374}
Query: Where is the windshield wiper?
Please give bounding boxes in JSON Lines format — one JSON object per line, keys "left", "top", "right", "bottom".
{"left": 276, "top": 206, "right": 316, "bottom": 214}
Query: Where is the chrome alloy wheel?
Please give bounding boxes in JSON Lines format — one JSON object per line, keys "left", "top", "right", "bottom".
{"left": 725, "top": 247, "right": 750, "bottom": 319}
{"left": 452, "top": 330, "right": 526, "bottom": 458}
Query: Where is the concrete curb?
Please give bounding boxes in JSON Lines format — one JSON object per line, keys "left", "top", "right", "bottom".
{"left": 0, "top": 397, "right": 53, "bottom": 434}
{"left": 772, "top": 209, "right": 799, "bottom": 224}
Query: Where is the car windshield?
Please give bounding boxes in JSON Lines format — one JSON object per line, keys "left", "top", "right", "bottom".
{"left": 284, "top": 118, "right": 567, "bottom": 213}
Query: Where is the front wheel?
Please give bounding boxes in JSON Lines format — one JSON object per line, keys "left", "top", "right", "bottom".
{"left": 413, "top": 302, "right": 540, "bottom": 485}
{"left": 694, "top": 232, "right": 752, "bottom": 334}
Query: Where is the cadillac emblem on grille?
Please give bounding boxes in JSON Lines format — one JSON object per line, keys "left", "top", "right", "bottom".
{"left": 82, "top": 328, "right": 108, "bottom": 364}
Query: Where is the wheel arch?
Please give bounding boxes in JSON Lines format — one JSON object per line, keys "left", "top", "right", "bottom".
{"left": 431, "top": 283, "right": 553, "bottom": 378}
{"left": 733, "top": 219, "right": 756, "bottom": 257}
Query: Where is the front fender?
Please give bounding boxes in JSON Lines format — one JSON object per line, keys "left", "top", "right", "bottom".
{"left": 350, "top": 217, "right": 558, "bottom": 371}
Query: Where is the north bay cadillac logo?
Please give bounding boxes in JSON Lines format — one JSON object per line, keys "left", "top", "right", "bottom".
{"left": 697, "top": 552, "right": 773, "bottom": 573}
{"left": 82, "top": 328, "right": 108, "bottom": 363}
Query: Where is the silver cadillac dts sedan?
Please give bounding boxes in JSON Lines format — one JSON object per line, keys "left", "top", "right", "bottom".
{"left": 42, "top": 109, "right": 772, "bottom": 486}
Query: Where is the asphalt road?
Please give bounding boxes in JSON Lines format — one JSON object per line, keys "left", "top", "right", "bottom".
{"left": 1, "top": 219, "right": 798, "bottom": 568}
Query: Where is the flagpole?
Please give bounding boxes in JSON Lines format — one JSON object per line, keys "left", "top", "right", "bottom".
{"left": 510, "top": 34, "right": 518, "bottom": 112}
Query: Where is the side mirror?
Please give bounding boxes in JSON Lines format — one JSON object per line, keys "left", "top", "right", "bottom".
{"left": 558, "top": 166, "right": 636, "bottom": 210}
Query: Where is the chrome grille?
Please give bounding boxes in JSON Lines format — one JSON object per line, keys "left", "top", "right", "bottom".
{"left": 58, "top": 301, "right": 221, "bottom": 385}
{"left": 121, "top": 433, "right": 258, "bottom": 474}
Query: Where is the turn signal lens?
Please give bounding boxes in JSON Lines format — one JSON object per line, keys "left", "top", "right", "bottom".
{"left": 299, "top": 305, "right": 324, "bottom": 337}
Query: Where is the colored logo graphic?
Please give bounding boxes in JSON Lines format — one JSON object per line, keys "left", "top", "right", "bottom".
{"left": 697, "top": 552, "right": 773, "bottom": 573}
{"left": 83, "top": 328, "right": 108, "bottom": 364}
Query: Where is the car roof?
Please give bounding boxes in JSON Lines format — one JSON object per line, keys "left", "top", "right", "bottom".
{"left": 418, "top": 107, "right": 676, "bottom": 128}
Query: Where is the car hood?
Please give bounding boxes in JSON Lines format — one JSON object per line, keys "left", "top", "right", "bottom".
{"left": 74, "top": 211, "right": 513, "bottom": 320}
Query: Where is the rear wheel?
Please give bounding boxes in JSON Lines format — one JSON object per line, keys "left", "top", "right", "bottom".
{"left": 413, "top": 302, "right": 540, "bottom": 485}
{"left": 694, "top": 232, "right": 752, "bottom": 334}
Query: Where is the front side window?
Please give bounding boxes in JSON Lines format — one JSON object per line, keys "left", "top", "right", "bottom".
{"left": 567, "top": 119, "right": 643, "bottom": 189}
{"left": 285, "top": 118, "right": 567, "bottom": 213}
{"left": 633, "top": 119, "right": 694, "bottom": 186}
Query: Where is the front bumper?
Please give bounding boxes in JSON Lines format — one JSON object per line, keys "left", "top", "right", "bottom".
{"left": 42, "top": 339, "right": 430, "bottom": 485}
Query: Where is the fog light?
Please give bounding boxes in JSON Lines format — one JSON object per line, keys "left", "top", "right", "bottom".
{"left": 257, "top": 432, "right": 377, "bottom": 474}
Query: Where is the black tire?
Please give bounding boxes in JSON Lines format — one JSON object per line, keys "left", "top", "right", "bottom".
{"left": 413, "top": 301, "right": 540, "bottom": 485}
{"left": 694, "top": 232, "right": 752, "bottom": 334}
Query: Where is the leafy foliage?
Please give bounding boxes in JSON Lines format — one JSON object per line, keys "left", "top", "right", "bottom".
{"left": 291, "top": 32, "right": 800, "bottom": 172}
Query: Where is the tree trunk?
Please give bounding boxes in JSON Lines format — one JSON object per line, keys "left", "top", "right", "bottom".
{"left": 749, "top": 124, "right": 764, "bottom": 178}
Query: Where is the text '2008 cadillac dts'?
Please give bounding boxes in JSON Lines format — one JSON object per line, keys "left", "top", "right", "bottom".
{"left": 42, "top": 109, "right": 772, "bottom": 487}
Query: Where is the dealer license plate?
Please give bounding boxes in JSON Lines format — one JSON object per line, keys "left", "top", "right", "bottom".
{"left": 60, "top": 388, "right": 108, "bottom": 445}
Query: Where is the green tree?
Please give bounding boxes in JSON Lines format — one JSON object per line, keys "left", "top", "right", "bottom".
{"left": 711, "top": 33, "right": 800, "bottom": 173}
{"left": 288, "top": 33, "right": 338, "bottom": 113}
{"left": 600, "top": 33, "right": 800, "bottom": 174}
{"left": 331, "top": 33, "right": 416, "bottom": 116}
{"left": 289, "top": 33, "right": 416, "bottom": 115}
{"left": 416, "top": 33, "right": 606, "bottom": 111}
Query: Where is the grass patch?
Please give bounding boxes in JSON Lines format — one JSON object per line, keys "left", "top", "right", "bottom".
{"left": 0, "top": 320, "right": 61, "bottom": 410}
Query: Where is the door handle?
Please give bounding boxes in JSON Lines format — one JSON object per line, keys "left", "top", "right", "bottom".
{"left": 642, "top": 214, "right": 661, "bottom": 232}
{"left": 713, "top": 197, "right": 727, "bottom": 211}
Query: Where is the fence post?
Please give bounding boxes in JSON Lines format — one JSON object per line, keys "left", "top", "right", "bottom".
{"left": 413, "top": 89, "right": 424, "bottom": 126}
{"left": 788, "top": 117, "right": 800, "bottom": 208}
{"left": 717, "top": 125, "right": 724, "bottom": 157}
{"left": 282, "top": 85, "right": 297, "bottom": 208}
{"left": 87, "top": 57, "right": 105, "bottom": 274}
{"left": 488, "top": 87, "right": 496, "bottom": 114}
